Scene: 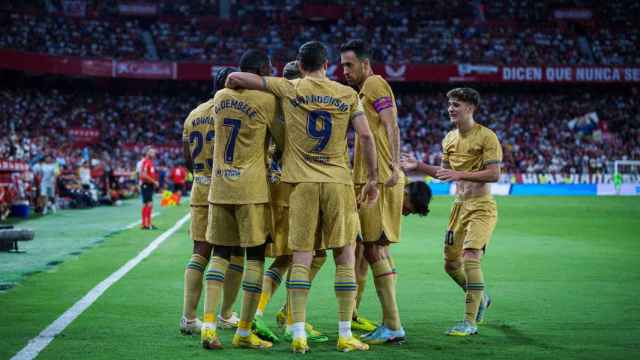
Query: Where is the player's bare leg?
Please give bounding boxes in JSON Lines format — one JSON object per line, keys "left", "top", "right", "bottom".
{"left": 310, "top": 250, "right": 327, "bottom": 281}
{"left": 181, "top": 241, "right": 211, "bottom": 335}
{"left": 334, "top": 243, "right": 369, "bottom": 352}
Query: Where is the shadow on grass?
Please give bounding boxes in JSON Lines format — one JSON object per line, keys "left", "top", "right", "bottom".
{"left": 486, "top": 322, "right": 563, "bottom": 351}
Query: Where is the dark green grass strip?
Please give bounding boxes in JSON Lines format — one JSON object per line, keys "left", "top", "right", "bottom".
{"left": 3, "top": 197, "right": 640, "bottom": 360}
{"left": 0, "top": 205, "right": 189, "bottom": 359}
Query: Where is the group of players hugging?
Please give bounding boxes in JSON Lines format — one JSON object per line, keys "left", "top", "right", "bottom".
{"left": 175, "top": 39, "right": 502, "bottom": 353}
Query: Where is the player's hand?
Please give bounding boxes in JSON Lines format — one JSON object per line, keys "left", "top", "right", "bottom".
{"left": 358, "top": 180, "right": 379, "bottom": 208}
{"left": 384, "top": 165, "right": 400, "bottom": 187}
{"left": 400, "top": 153, "right": 418, "bottom": 171}
{"left": 224, "top": 76, "right": 237, "bottom": 89}
{"left": 436, "top": 168, "right": 463, "bottom": 181}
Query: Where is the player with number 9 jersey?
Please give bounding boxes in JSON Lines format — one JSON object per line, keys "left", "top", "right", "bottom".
{"left": 262, "top": 76, "right": 362, "bottom": 185}
{"left": 262, "top": 70, "right": 364, "bottom": 252}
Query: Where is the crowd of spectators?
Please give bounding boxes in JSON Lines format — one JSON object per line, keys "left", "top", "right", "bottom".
{"left": 1, "top": 1, "right": 637, "bottom": 221}
{"left": 1, "top": 86, "right": 638, "bottom": 212}
{"left": 398, "top": 89, "right": 640, "bottom": 175}
{"left": 0, "top": 88, "right": 192, "bottom": 218}
{"left": 1, "top": 2, "right": 638, "bottom": 65}
{"left": 0, "top": 12, "right": 146, "bottom": 59}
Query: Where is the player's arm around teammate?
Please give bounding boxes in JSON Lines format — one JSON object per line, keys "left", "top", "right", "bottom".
{"left": 228, "top": 41, "right": 379, "bottom": 353}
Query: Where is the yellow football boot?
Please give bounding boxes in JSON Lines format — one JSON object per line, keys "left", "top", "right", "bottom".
{"left": 232, "top": 331, "right": 273, "bottom": 349}
{"left": 291, "top": 337, "right": 310, "bottom": 354}
{"left": 201, "top": 325, "right": 223, "bottom": 350}
{"left": 337, "top": 336, "right": 370, "bottom": 352}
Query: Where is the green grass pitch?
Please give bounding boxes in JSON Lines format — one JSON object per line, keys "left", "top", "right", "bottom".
{"left": 1, "top": 196, "right": 639, "bottom": 359}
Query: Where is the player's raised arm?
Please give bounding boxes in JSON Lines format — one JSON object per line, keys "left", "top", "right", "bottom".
{"left": 225, "top": 72, "right": 265, "bottom": 91}
{"left": 351, "top": 112, "right": 379, "bottom": 207}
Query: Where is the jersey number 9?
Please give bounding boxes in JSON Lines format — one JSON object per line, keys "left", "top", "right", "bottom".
{"left": 307, "top": 110, "right": 332, "bottom": 153}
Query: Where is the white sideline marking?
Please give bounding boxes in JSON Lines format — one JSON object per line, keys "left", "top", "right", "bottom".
{"left": 124, "top": 212, "right": 160, "bottom": 230}
{"left": 10, "top": 213, "right": 192, "bottom": 360}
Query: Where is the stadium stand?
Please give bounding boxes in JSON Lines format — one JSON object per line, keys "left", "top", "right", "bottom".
{"left": 1, "top": 85, "right": 637, "bottom": 177}
{"left": 398, "top": 90, "right": 640, "bottom": 174}
{"left": 0, "top": 0, "right": 638, "bottom": 216}
{"left": 1, "top": 2, "right": 639, "bottom": 65}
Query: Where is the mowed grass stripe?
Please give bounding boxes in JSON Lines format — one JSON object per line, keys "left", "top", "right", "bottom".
{"left": 3, "top": 197, "right": 640, "bottom": 360}
{"left": 0, "top": 199, "right": 159, "bottom": 285}
{"left": 31, "top": 197, "right": 640, "bottom": 360}
{"left": 11, "top": 213, "right": 190, "bottom": 360}
{"left": 0, "top": 205, "right": 190, "bottom": 360}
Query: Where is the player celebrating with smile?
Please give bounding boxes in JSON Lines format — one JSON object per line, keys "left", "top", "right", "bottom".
{"left": 401, "top": 87, "right": 502, "bottom": 336}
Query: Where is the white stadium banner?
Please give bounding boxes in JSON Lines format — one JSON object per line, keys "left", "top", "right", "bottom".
{"left": 597, "top": 184, "right": 640, "bottom": 196}
{"left": 450, "top": 183, "right": 511, "bottom": 196}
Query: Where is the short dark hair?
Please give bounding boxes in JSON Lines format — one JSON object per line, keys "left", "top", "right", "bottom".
{"left": 407, "top": 181, "right": 432, "bottom": 217}
{"left": 282, "top": 61, "right": 301, "bottom": 80}
{"left": 339, "top": 39, "right": 370, "bottom": 60}
{"left": 213, "top": 67, "right": 235, "bottom": 93}
{"left": 239, "top": 49, "right": 270, "bottom": 74}
{"left": 446, "top": 87, "right": 480, "bottom": 107}
{"left": 297, "top": 41, "right": 327, "bottom": 72}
